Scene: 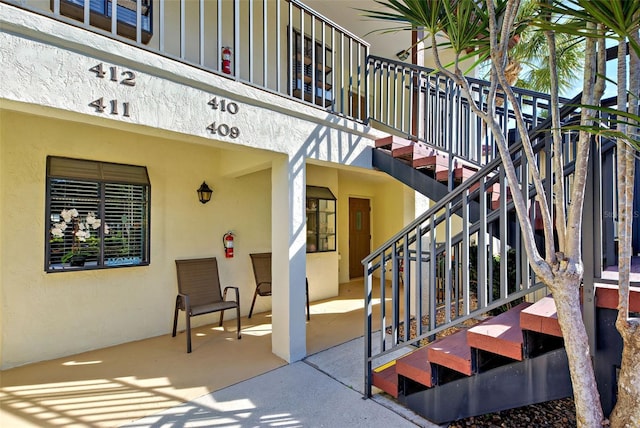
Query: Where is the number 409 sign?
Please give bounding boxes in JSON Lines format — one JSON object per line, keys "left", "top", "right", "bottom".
{"left": 207, "top": 97, "right": 240, "bottom": 139}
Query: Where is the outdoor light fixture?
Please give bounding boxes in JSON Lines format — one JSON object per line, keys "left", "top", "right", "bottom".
{"left": 396, "top": 49, "right": 410, "bottom": 61}
{"left": 197, "top": 181, "right": 213, "bottom": 204}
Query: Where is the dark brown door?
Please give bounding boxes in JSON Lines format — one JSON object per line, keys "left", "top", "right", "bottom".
{"left": 349, "top": 198, "right": 371, "bottom": 278}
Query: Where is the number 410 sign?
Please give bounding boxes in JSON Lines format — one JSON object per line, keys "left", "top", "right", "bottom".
{"left": 207, "top": 97, "right": 240, "bottom": 139}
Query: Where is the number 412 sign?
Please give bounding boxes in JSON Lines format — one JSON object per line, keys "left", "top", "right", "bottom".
{"left": 88, "top": 63, "right": 135, "bottom": 117}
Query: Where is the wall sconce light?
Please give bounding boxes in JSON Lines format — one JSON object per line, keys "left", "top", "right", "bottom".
{"left": 197, "top": 181, "right": 213, "bottom": 204}
{"left": 396, "top": 49, "right": 410, "bottom": 61}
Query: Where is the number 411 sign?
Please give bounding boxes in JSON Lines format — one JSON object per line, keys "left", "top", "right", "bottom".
{"left": 88, "top": 63, "right": 135, "bottom": 117}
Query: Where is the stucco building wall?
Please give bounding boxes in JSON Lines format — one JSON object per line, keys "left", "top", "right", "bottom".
{"left": 0, "top": 3, "right": 419, "bottom": 369}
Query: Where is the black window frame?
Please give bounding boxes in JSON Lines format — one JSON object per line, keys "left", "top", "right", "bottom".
{"left": 45, "top": 156, "right": 151, "bottom": 272}
{"left": 306, "top": 185, "right": 337, "bottom": 253}
{"left": 54, "top": 0, "right": 154, "bottom": 44}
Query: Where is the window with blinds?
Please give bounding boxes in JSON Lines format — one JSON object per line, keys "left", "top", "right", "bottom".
{"left": 46, "top": 156, "right": 150, "bottom": 272}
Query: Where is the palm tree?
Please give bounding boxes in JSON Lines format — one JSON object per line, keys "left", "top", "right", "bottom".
{"left": 502, "top": 0, "right": 585, "bottom": 96}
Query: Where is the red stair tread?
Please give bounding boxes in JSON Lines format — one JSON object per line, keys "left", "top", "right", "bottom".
{"left": 490, "top": 185, "right": 513, "bottom": 210}
{"left": 435, "top": 164, "right": 477, "bottom": 182}
{"left": 520, "top": 296, "right": 562, "bottom": 337}
{"left": 396, "top": 347, "right": 433, "bottom": 387}
{"left": 490, "top": 184, "right": 502, "bottom": 210}
{"left": 375, "top": 135, "right": 412, "bottom": 150}
{"left": 467, "top": 302, "right": 532, "bottom": 361}
{"left": 426, "top": 329, "right": 473, "bottom": 376}
{"left": 455, "top": 165, "right": 477, "bottom": 181}
{"left": 392, "top": 142, "right": 431, "bottom": 163}
{"left": 372, "top": 362, "right": 398, "bottom": 398}
{"left": 413, "top": 152, "right": 449, "bottom": 171}
{"left": 595, "top": 283, "right": 640, "bottom": 313}
{"left": 391, "top": 144, "right": 415, "bottom": 161}
{"left": 373, "top": 135, "right": 415, "bottom": 161}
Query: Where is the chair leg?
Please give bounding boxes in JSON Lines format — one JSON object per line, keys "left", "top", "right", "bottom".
{"left": 219, "top": 309, "right": 225, "bottom": 327}
{"left": 306, "top": 278, "right": 310, "bottom": 321}
{"left": 185, "top": 313, "right": 192, "bottom": 353}
{"left": 248, "top": 288, "right": 259, "bottom": 318}
{"left": 172, "top": 296, "right": 180, "bottom": 337}
{"left": 236, "top": 305, "right": 242, "bottom": 339}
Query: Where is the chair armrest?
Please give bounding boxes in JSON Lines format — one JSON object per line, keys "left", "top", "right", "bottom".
{"left": 223, "top": 286, "right": 240, "bottom": 304}
{"left": 178, "top": 292, "right": 191, "bottom": 312}
{"left": 257, "top": 281, "right": 272, "bottom": 294}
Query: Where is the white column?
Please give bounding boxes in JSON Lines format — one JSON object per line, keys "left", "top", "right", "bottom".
{"left": 271, "top": 156, "right": 307, "bottom": 362}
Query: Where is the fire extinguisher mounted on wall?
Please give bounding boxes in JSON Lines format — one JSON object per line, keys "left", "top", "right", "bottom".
{"left": 221, "top": 47, "right": 232, "bottom": 74}
{"left": 223, "top": 231, "right": 235, "bottom": 258}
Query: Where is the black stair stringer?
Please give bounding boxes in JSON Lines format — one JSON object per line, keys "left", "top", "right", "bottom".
{"left": 372, "top": 148, "right": 450, "bottom": 201}
{"left": 371, "top": 149, "right": 481, "bottom": 223}
{"left": 397, "top": 347, "right": 572, "bottom": 425}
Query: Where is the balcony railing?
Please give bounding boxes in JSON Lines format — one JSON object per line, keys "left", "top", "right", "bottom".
{"left": 6, "top": 0, "right": 369, "bottom": 120}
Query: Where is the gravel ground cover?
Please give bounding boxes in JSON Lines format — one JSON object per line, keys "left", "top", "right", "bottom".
{"left": 448, "top": 397, "right": 576, "bottom": 428}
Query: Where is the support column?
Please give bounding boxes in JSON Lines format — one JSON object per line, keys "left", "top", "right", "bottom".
{"left": 411, "top": 28, "right": 425, "bottom": 141}
{"left": 582, "top": 138, "right": 601, "bottom": 354}
{"left": 412, "top": 190, "right": 431, "bottom": 325}
{"left": 271, "top": 156, "right": 307, "bottom": 362}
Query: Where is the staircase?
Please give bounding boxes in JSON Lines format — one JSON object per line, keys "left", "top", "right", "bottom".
{"left": 373, "top": 135, "right": 503, "bottom": 210}
{"left": 373, "top": 299, "right": 571, "bottom": 423}
{"left": 371, "top": 285, "right": 640, "bottom": 424}
{"left": 362, "top": 54, "right": 636, "bottom": 424}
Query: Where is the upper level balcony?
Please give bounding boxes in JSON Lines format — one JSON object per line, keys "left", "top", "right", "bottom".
{"left": 7, "top": 0, "right": 379, "bottom": 122}
{"left": 4, "top": 0, "right": 567, "bottom": 186}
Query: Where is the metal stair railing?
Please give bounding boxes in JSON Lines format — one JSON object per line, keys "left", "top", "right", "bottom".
{"left": 367, "top": 55, "right": 571, "bottom": 171}
{"left": 362, "top": 92, "right": 585, "bottom": 398}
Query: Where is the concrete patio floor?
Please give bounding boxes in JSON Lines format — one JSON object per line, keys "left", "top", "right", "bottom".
{"left": 1, "top": 280, "right": 419, "bottom": 427}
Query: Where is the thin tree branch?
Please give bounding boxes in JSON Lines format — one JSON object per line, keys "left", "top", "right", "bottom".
{"left": 564, "top": 22, "right": 599, "bottom": 263}
{"left": 485, "top": 0, "right": 553, "bottom": 280}
{"left": 616, "top": 19, "right": 639, "bottom": 323}
{"left": 544, "top": 0, "right": 566, "bottom": 256}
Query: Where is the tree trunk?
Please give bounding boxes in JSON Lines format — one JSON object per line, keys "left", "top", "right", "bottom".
{"left": 610, "top": 319, "right": 640, "bottom": 427}
{"left": 610, "top": 22, "right": 640, "bottom": 427}
{"left": 551, "top": 274, "right": 604, "bottom": 427}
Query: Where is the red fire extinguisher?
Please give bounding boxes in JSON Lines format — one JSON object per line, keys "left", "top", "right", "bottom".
{"left": 221, "top": 47, "right": 232, "bottom": 74}
{"left": 223, "top": 231, "right": 235, "bottom": 258}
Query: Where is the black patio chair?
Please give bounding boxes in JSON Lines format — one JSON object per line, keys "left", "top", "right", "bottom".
{"left": 172, "top": 257, "right": 241, "bottom": 353}
{"left": 249, "top": 252, "right": 310, "bottom": 320}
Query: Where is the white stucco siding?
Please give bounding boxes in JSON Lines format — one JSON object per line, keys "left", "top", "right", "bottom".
{"left": 1, "top": 3, "right": 381, "bottom": 169}
{"left": 334, "top": 171, "right": 412, "bottom": 283}
{"left": 306, "top": 164, "right": 340, "bottom": 299}
{"left": 0, "top": 110, "right": 280, "bottom": 368}
{"left": 0, "top": 4, "right": 399, "bottom": 368}
{"left": 0, "top": 31, "right": 371, "bottom": 167}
